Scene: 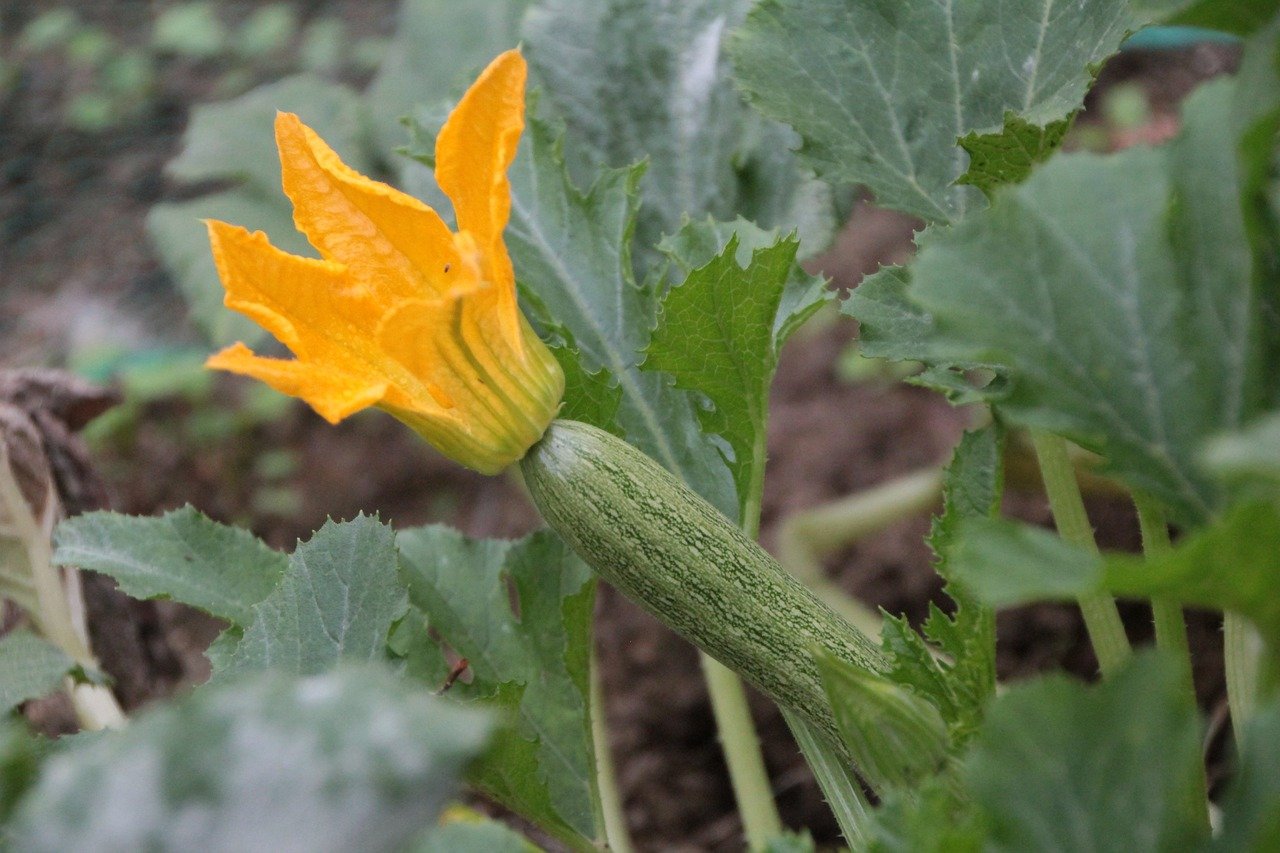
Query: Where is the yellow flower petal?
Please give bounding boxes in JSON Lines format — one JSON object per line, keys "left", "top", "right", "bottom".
{"left": 207, "top": 343, "right": 387, "bottom": 423}
{"left": 435, "top": 48, "right": 525, "bottom": 346}
{"left": 205, "top": 49, "right": 563, "bottom": 474}
{"left": 276, "top": 112, "right": 465, "bottom": 301}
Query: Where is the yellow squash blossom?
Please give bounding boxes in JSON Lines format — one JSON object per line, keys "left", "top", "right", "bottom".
{"left": 205, "top": 49, "right": 563, "bottom": 474}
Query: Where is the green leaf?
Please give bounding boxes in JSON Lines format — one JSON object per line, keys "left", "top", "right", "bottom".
{"left": 523, "top": 0, "right": 832, "bottom": 263}
{"left": 731, "top": 0, "right": 1139, "bottom": 222}
{"left": 948, "top": 517, "right": 1102, "bottom": 609}
{"left": 212, "top": 515, "right": 406, "bottom": 678}
{"left": 862, "top": 776, "right": 983, "bottom": 853}
{"left": 0, "top": 631, "right": 74, "bottom": 711}
{"left": 817, "top": 651, "right": 949, "bottom": 796}
{"left": 1214, "top": 697, "right": 1280, "bottom": 850}
{"left": 842, "top": 266, "right": 937, "bottom": 363}
{"left": 397, "top": 527, "right": 600, "bottom": 845}
{"left": 903, "top": 79, "right": 1264, "bottom": 525}
{"left": 864, "top": 429, "right": 1003, "bottom": 757}
{"left": 552, "top": 344, "right": 623, "bottom": 430}
{"left": 9, "top": 664, "right": 491, "bottom": 853}
{"left": 964, "top": 653, "right": 1207, "bottom": 851}
{"left": 647, "top": 229, "right": 823, "bottom": 515}
{"left": 53, "top": 506, "right": 286, "bottom": 627}
{"left": 479, "top": 112, "right": 736, "bottom": 516}
{"left": 1104, "top": 502, "right": 1280, "bottom": 662}
{"left": 1235, "top": 20, "right": 1280, "bottom": 373}
{"left": 956, "top": 113, "right": 1072, "bottom": 197}
{"left": 764, "top": 831, "right": 818, "bottom": 853}
{"left": 657, "top": 216, "right": 830, "bottom": 346}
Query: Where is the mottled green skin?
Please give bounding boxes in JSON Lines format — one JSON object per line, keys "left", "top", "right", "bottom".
{"left": 522, "top": 420, "right": 887, "bottom": 746}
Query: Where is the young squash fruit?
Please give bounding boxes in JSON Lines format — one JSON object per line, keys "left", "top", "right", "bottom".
{"left": 521, "top": 419, "right": 888, "bottom": 746}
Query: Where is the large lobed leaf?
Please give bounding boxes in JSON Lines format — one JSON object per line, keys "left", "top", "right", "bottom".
{"left": 8, "top": 664, "right": 491, "bottom": 853}
{"left": 54, "top": 505, "right": 287, "bottom": 627}
{"left": 396, "top": 526, "right": 601, "bottom": 847}
{"left": 731, "top": 0, "right": 1139, "bottom": 222}
{"left": 523, "top": 0, "right": 837, "bottom": 266}
{"left": 209, "top": 514, "right": 407, "bottom": 678}
{"left": 876, "top": 77, "right": 1265, "bottom": 525}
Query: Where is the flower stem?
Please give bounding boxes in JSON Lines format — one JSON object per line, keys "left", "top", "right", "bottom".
{"left": 590, "top": 647, "right": 634, "bottom": 853}
{"left": 1224, "top": 611, "right": 1261, "bottom": 738}
{"left": 1131, "top": 491, "right": 1208, "bottom": 834}
{"left": 1029, "top": 430, "right": 1131, "bottom": 677}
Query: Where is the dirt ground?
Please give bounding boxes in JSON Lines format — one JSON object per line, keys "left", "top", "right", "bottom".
{"left": 0, "top": 2, "right": 1243, "bottom": 849}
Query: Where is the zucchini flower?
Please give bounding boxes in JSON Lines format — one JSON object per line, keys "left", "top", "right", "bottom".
{"left": 205, "top": 50, "right": 563, "bottom": 474}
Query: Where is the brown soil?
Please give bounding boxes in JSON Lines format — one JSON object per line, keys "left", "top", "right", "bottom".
{"left": 1, "top": 4, "right": 1243, "bottom": 850}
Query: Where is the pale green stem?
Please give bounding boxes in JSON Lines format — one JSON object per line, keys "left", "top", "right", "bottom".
{"left": 1224, "top": 612, "right": 1262, "bottom": 739}
{"left": 700, "top": 654, "right": 784, "bottom": 848}
{"left": 782, "top": 708, "right": 872, "bottom": 846}
{"left": 590, "top": 648, "right": 634, "bottom": 853}
{"left": 1131, "top": 493, "right": 1194, "bottom": 675}
{"left": 0, "top": 447, "right": 125, "bottom": 731}
{"left": 1132, "top": 491, "right": 1208, "bottom": 835}
{"left": 1029, "top": 430, "right": 1131, "bottom": 677}
{"left": 776, "top": 467, "right": 944, "bottom": 635}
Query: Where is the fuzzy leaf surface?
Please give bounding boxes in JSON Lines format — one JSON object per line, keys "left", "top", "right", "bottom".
{"left": 965, "top": 654, "right": 1206, "bottom": 851}
{"left": 397, "top": 526, "right": 600, "bottom": 845}
{"left": 9, "top": 664, "right": 490, "bottom": 853}
{"left": 647, "top": 229, "right": 824, "bottom": 515}
{"left": 211, "top": 515, "right": 405, "bottom": 678}
{"left": 731, "top": 0, "right": 1138, "bottom": 222}
{"left": 0, "top": 632, "right": 73, "bottom": 711}
{"left": 53, "top": 506, "right": 287, "bottom": 627}
{"left": 905, "top": 80, "right": 1263, "bottom": 524}
{"left": 522, "top": 0, "right": 834, "bottom": 262}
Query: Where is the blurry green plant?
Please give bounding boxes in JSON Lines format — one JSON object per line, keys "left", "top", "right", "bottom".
{"left": 1, "top": 3, "right": 385, "bottom": 133}
{"left": 5, "top": 1, "right": 1280, "bottom": 851}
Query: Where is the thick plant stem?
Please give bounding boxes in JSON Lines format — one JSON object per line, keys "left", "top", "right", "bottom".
{"left": 590, "top": 649, "right": 634, "bottom": 853}
{"left": 1225, "top": 612, "right": 1262, "bottom": 738}
{"left": 1132, "top": 493, "right": 1194, "bottom": 673}
{"left": 1030, "top": 430, "right": 1131, "bottom": 677}
{"left": 1132, "top": 492, "right": 1208, "bottom": 835}
{"left": 701, "top": 653, "right": 784, "bottom": 848}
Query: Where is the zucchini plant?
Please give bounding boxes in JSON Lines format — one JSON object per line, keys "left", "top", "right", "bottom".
{"left": 3, "top": 0, "right": 1280, "bottom": 850}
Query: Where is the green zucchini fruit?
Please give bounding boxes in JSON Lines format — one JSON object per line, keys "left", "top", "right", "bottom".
{"left": 521, "top": 419, "right": 887, "bottom": 746}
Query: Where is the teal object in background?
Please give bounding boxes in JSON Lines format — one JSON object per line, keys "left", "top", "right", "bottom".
{"left": 1125, "top": 25, "right": 1241, "bottom": 49}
